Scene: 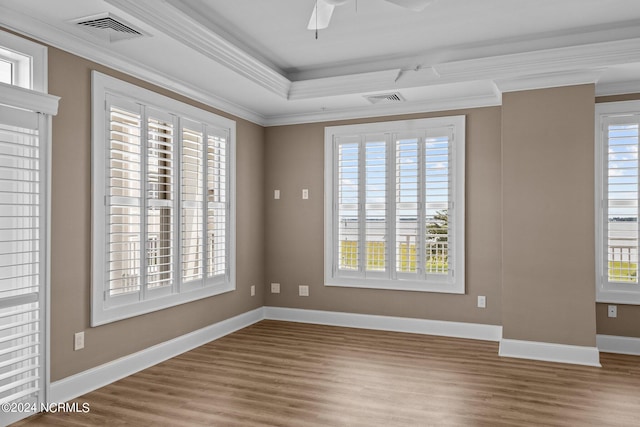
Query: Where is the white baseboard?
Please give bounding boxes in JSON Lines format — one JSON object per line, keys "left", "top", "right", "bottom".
{"left": 499, "top": 338, "right": 601, "bottom": 367}
{"left": 50, "top": 307, "right": 264, "bottom": 404}
{"left": 597, "top": 334, "right": 640, "bottom": 356}
{"left": 264, "top": 307, "right": 503, "bottom": 342}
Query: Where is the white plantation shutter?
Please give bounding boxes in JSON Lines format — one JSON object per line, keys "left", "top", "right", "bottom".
{"left": 0, "top": 102, "right": 51, "bottom": 425}
{"left": 92, "top": 72, "right": 236, "bottom": 325}
{"left": 364, "top": 136, "right": 388, "bottom": 276}
{"left": 325, "top": 117, "right": 464, "bottom": 293}
{"left": 425, "top": 129, "right": 452, "bottom": 276}
{"left": 597, "top": 112, "right": 640, "bottom": 302}
{"left": 106, "top": 97, "right": 143, "bottom": 304}
{"left": 206, "top": 129, "right": 228, "bottom": 280}
{"left": 146, "top": 109, "right": 176, "bottom": 295}
{"left": 180, "top": 121, "right": 204, "bottom": 286}
{"left": 395, "top": 133, "right": 421, "bottom": 277}
{"left": 336, "top": 137, "right": 360, "bottom": 274}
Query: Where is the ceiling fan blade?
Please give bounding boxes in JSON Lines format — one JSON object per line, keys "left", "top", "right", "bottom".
{"left": 307, "top": 0, "right": 336, "bottom": 30}
{"left": 384, "top": 0, "right": 434, "bottom": 12}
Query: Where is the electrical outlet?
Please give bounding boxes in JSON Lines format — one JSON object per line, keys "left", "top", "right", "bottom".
{"left": 477, "top": 296, "right": 486, "bottom": 308}
{"left": 608, "top": 305, "right": 617, "bottom": 318}
{"left": 299, "top": 285, "right": 309, "bottom": 297}
{"left": 74, "top": 332, "right": 85, "bottom": 351}
{"left": 302, "top": 189, "right": 309, "bottom": 199}
{"left": 271, "top": 282, "right": 280, "bottom": 294}
{"left": 250, "top": 285, "right": 255, "bottom": 296}
{"left": 274, "top": 189, "right": 280, "bottom": 200}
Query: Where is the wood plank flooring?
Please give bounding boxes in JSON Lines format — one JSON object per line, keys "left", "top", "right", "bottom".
{"left": 14, "top": 320, "right": 640, "bottom": 426}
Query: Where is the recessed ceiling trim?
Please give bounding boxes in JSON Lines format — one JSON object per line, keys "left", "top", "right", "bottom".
{"left": 288, "top": 69, "right": 401, "bottom": 100}
{"left": 0, "top": 4, "right": 267, "bottom": 125}
{"left": 495, "top": 68, "right": 606, "bottom": 93}
{"left": 596, "top": 80, "right": 640, "bottom": 97}
{"left": 105, "top": 0, "right": 291, "bottom": 98}
{"left": 434, "top": 38, "right": 640, "bottom": 82}
{"left": 266, "top": 90, "right": 501, "bottom": 127}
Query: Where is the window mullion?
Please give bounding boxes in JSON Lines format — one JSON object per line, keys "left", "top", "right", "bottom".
{"left": 203, "top": 126, "right": 210, "bottom": 284}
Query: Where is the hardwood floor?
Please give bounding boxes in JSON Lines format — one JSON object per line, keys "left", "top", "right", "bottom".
{"left": 14, "top": 320, "right": 640, "bottom": 426}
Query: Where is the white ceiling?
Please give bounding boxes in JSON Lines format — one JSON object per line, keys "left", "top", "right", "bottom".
{"left": 2, "top": 0, "right": 640, "bottom": 125}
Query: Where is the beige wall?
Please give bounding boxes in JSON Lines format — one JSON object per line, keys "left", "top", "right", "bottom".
{"left": 595, "top": 92, "right": 640, "bottom": 338}
{"left": 49, "top": 48, "right": 264, "bottom": 380}
{"left": 501, "top": 85, "right": 597, "bottom": 347}
{"left": 264, "top": 107, "right": 503, "bottom": 325}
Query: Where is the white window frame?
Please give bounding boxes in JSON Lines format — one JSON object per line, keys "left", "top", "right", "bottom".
{"left": 324, "top": 116, "right": 465, "bottom": 293}
{"left": 0, "top": 29, "right": 47, "bottom": 92}
{"left": 595, "top": 100, "right": 640, "bottom": 305}
{"left": 91, "top": 71, "right": 236, "bottom": 325}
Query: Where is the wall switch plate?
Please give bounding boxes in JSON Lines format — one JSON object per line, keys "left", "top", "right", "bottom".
{"left": 299, "top": 285, "right": 309, "bottom": 296}
{"left": 274, "top": 189, "right": 280, "bottom": 200}
{"left": 302, "top": 189, "right": 309, "bottom": 199}
{"left": 271, "top": 283, "right": 280, "bottom": 293}
{"left": 477, "top": 296, "right": 486, "bottom": 308}
{"left": 250, "top": 285, "right": 255, "bottom": 296}
{"left": 608, "top": 305, "right": 617, "bottom": 318}
{"left": 74, "top": 331, "right": 85, "bottom": 351}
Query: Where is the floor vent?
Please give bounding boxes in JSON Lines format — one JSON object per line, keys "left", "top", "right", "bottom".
{"left": 364, "top": 92, "right": 406, "bottom": 104}
{"left": 71, "top": 13, "right": 145, "bottom": 43}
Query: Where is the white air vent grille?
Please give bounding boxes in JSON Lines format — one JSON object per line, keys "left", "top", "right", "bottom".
{"left": 365, "top": 92, "right": 406, "bottom": 104}
{"left": 71, "top": 13, "right": 145, "bottom": 43}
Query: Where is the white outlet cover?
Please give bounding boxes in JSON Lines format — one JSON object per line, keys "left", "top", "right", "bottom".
{"left": 250, "top": 285, "right": 255, "bottom": 296}
{"left": 302, "top": 189, "right": 309, "bottom": 199}
{"left": 274, "top": 189, "right": 280, "bottom": 199}
{"left": 477, "top": 296, "right": 486, "bottom": 308}
{"left": 608, "top": 305, "right": 617, "bottom": 318}
{"left": 74, "top": 331, "right": 85, "bottom": 351}
{"left": 271, "top": 283, "right": 280, "bottom": 293}
{"left": 299, "top": 285, "right": 309, "bottom": 296}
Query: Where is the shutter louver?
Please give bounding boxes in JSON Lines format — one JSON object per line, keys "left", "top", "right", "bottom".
{"left": 181, "top": 125, "right": 204, "bottom": 283}
{"left": 146, "top": 114, "right": 174, "bottom": 290}
{"left": 395, "top": 135, "right": 420, "bottom": 275}
{"left": 425, "top": 132, "right": 451, "bottom": 275}
{"left": 107, "top": 103, "right": 142, "bottom": 296}
{"left": 605, "top": 119, "right": 639, "bottom": 284}
{"left": 365, "top": 137, "right": 387, "bottom": 273}
{"left": 337, "top": 140, "right": 360, "bottom": 272}
{"left": 207, "top": 130, "right": 227, "bottom": 279}
{"left": 0, "top": 112, "right": 44, "bottom": 419}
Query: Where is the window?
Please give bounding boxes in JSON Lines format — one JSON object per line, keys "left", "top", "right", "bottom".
{"left": 596, "top": 101, "right": 640, "bottom": 304}
{"left": 0, "top": 30, "right": 47, "bottom": 92}
{"left": 92, "top": 72, "right": 236, "bottom": 325}
{"left": 0, "top": 62, "right": 57, "bottom": 424}
{"left": 324, "top": 116, "right": 465, "bottom": 293}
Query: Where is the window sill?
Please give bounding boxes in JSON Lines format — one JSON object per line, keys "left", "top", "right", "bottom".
{"left": 325, "top": 277, "right": 464, "bottom": 294}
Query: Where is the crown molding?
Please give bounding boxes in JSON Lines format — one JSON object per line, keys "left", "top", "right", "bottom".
{"left": 265, "top": 89, "right": 501, "bottom": 126}
{"left": 434, "top": 38, "right": 640, "bottom": 83}
{"left": 105, "top": 0, "right": 291, "bottom": 99}
{"left": 0, "top": 5, "right": 267, "bottom": 125}
{"left": 495, "top": 68, "right": 606, "bottom": 93}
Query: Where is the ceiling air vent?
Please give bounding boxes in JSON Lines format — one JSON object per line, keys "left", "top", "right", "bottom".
{"left": 71, "top": 13, "right": 145, "bottom": 43}
{"left": 364, "top": 92, "right": 406, "bottom": 104}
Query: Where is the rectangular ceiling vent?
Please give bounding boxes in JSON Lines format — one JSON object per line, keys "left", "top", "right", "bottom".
{"left": 365, "top": 92, "right": 406, "bottom": 104}
{"left": 71, "top": 13, "right": 145, "bottom": 43}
